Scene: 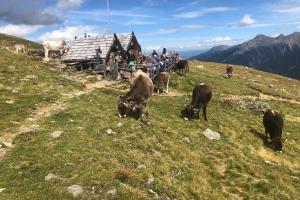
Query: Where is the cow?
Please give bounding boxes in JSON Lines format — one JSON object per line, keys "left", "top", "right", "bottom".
{"left": 263, "top": 109, "right": 284, "bottom": 151}
{"left": 152, "top": 72, "right": 170, "bottom": 94}
{"left": 182, "top": 83, "right": 212, "bottom": 121}
{"left": 175, "top": 60, "right": 189, "bottom": 76}
{"left": 226, "top": 65, "right": 233, "bottom": 78}
{"left": 43, "top": 41, "right": 68, "bottom": 59}
{"left": 118, "top": 70, "right": 153, "bottom": 120}
{"left": 15, "top": 44, "right": 26, "bottom": 54}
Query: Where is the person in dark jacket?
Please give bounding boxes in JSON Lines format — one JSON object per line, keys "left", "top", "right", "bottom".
{"left": 152, "top": 50, "right": 158, "bottom": 57}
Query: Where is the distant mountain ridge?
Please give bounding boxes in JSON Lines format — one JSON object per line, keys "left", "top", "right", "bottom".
{"left": 191, "top": 32, "right": 300, "bottom": 80}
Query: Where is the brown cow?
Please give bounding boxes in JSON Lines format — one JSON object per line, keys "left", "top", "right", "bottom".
{"left": 226, "top": 65, "right": 233, "bottom": 78}
{"left": 263, "top": 109, "right": 284, "bottom": 151}
{"left": 118, "top": 70, "right": 153, "bottom": 120}
{"left": 152, "top": 72, "right": 170, "bottom": 94}
{"left": 182, "top": 83, "right": 212, "bottom": 121}
{"left": 175, "top": 60, "right": 189, "bottom": 76}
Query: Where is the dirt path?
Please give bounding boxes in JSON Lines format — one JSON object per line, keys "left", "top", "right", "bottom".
{"left": 0, "top": 80, "right": 118, "bottom": 161}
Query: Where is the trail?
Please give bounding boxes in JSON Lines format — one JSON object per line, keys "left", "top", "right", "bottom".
{"left": 0, "top": 79, "right": 118, "bottom": 161}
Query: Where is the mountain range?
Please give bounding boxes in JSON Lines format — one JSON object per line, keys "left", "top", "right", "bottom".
{"left": 191, "top": 32, "right": 300, "bottom": 80}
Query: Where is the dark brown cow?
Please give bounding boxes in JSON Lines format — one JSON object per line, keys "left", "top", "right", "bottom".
{"left": 182, "top": 83, "right": 212, "bottom": 121}
{"left": 226, "top": 65, "right": 233, "bottom": 78}
{"left": 175, "top": 60, "right": 189, "bottom": 76}
{"left": 152, "top": 72, "right": 170, "bottom": 94}
{"left": 263, "top": 109, "right": 284, "bottom": 151}
{"left": 118, "top": 70, "right": 153, "bottom": 120}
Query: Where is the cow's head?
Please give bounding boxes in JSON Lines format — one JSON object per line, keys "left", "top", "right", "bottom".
{"left": 118, "top": 96, "right": 133, "bottom": 118}
{"left": 181, "top": 104, "right": 199, "bottom": 120}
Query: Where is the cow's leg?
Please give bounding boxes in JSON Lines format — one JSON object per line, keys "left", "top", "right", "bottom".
{"left": 203, "top": 104, "right": 208, "bottom": 121}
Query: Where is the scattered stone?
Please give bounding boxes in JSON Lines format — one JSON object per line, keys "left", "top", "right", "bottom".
{"left": 106, "top": 129, "right": 115, "bottom": 135}
{"left": 45, "top": 173, "right": 58, "bottom": 181}
{"left": 117, "top": 122, "right": 122, "bottom": 127}
{"left": 86, "top": 75, "right": 95, "bottom": 80}
{"left": 217, "top": 165, "right": 226, "bottom": 176}
{"left": 147, "top": 176, "right": 154, "bottom": 185}
{"left": 19, "top": 124, "right": 39, "bottom": 134}
{"left": 2, "top": 142, "right": 13, "bottom": 148}
{"left": 25, "top": 75, "right": 38, "bottom": 79}
{"left": 106, "top": 187, "right": 117, "bottom": 196}
{"left": 183, "top": 117, "right": 189, "bottom": 121}
{"left": 195, "top": 65, "right": 204, "bottom": 69}
{"left": 269, "top": 85, "right": 274, "bottom": 88}
{"left": 221, "top": 97, "right": 271, "bottom": 112}
{"left": 50, "top": 131, "right": 63, "bottom": 138}
{"left": 265, "top": 160, "right": 276, "bottom": 165}
{"left": 0, "top": 188, "right": 6, "bottom": 193}
{"left": 148, "top": 189, "right": 159, "bottom": 199}
{"left": 96, "top": 75, "right": 103, "bottom": 81}
{"left": 182, "top": 137, "right": 191, "bottom": 143}
{"left": 0, "top": 149, "right": 7, "bottom": 160}
{"left": 202, "top": 129, "right": 221, "bottom": 140}
{"left": 137, "top": 164, "right": 146, "bottom": 169}
{"left": 67, "top": 185, "right": 83, "bottom": 197}
{"left": 74, "top": 91, "right": 85, "bottom": 97}
{"left": 12, "top": 89, "right": 18, "bottom": 93}
{"left": 5, "top": 100, "right": 15, "bottom": 104}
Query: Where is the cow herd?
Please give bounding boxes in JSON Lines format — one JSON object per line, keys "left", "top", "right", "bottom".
{"left": 118, "top": 64, "right": 284, "bottom": 152}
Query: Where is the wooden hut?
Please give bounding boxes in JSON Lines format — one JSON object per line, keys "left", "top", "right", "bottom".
{"left": 117, "top": 32, "right": 141, "bottom": 62}
{"left": 62, "top": 34, "right": 124, "bottom": 75}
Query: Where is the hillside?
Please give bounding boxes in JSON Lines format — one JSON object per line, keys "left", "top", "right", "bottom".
{"left": 0, "top": 33, "right": 43, "bottom": 50}
{"left": 0, "top": 36, "right": 300, "bottom": 199}
{"left": 192, "top": 32, "right": 300, "bottom": 80}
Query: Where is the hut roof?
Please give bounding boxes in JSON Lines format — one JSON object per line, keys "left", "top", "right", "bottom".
{"left": 117, "top": 32, "right": 140, "bottom": 51}
{"left": 63, "top": 35, "right": 116, "bottom": 61}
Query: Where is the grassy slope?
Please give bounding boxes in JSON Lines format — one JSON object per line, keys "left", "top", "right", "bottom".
{"left": 0, "top": 33, "right": 43, "bottom": 50}
{"left": 0, "top": 42, "right": 299, "bottom": 199}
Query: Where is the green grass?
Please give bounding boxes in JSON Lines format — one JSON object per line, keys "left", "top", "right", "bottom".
{"left": 0, "top": 48, "right": 299, "bottom": 199}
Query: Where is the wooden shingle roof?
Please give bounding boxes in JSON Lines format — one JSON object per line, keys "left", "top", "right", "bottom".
{"left": 63, "top": 35, "right": 115, "bottom": 61}
{"left": 117, "top": 32, "right": 134, "bottom": 51}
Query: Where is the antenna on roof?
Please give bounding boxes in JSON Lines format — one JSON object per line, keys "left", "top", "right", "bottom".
{"left": 106, "top": 0, "right": 112, "bottom": 34}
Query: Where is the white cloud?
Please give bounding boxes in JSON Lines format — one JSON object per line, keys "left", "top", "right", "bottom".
{"left": 125, "top": 19, "right": 156, "bottom": 25}
{"left": 148, "top": 24, "right": 207, "bottom": 35}
{"left": 240, "top": 14, "right": 256, "bottom": 26}
{"left": 173, "top": 7, "right": 236, "bottom": 18}
{"left": 0, "top": 24, "right": 42, "bottom": 37}
{"left": 57, "top": 0, "right": 84, "bottom": 10}
{"left": 197, "top": 36, "right": 242, "bottom": 49}
{"left": 38, "top": 25, "right": 104, "bottom": 41}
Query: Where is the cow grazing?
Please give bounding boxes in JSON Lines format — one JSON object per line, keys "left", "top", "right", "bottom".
{"left": 118, "top": 70, "right": 153, "bottom": 120}
{"left": 263, "top": 109, "right": 284, "bottom": 151}
{"left": 175, "top": 60, "right": 189, "bottom": 76}
{"left": 15, "top": 44, "right": 26, "bottom": 54}
{"left": 226, "top": 65, "right": 233, "bottom": 78}
{"left": 43, "top": 41, "right": 68, "bottom": 59}
{"left": 152, "top": 72, "right": 170, "bottom": 94}
{"left": 182, "top": 83, "right": 212, "bottom": 121}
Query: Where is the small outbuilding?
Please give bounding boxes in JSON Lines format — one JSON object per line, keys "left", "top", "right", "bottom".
{"left": 117, "top": 32, "right": 141, "bottom": 62}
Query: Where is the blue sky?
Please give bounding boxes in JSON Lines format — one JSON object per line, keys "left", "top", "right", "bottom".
{"left": 1, "top": 0, "right": 300, "bottom": 52}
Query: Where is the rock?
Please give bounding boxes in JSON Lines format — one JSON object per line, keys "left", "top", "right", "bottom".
{"left": 25, "top": 75, "right": 38, "bottom": 79}
{"left": 106, "top": 129, "right": 115, "bottom": 135}
{"left": 148, "top": 189, "right": 159, "bottom": 199}
{"left": 117, "top": 122, "right": 122, "bottom": 127}
{"left": 19, "top": 124, "right": 39, "bottom": 134}
{"left": 137, "top": 164, "right": 146, "bottom": 169}
{"left": 106, "top": 187, "right": 117, "bottom": 196}
{"left": 0, "top": 188, "right": 6, "bottom": 193}
{"left": 86, "top": 75, "right": 95, "bottom": 80}
{"left": 67, "top": 185, "right": 83, "bottom": 197}
{"left": 50, "top": 131, "right": 63, "bottom": 138}
{"left": 12, "top": 89, "right": 18, "bottom": 93}
{"left": 202, "top": 129, "right": 221, "bottom": 140}
{"left": 96, "top": 75, "right": 103, "bottom": 81}
{"left": 0, "top": 149, "right": 7, "bottom": 160}
{"left": 147, "top": 176, "right": 154, "bottom": 185}
{"left": 183, "top": 117, "right": 189, "bottom": 121}
{"left": 45, "top": 173, "right": 58, "bottom": 181}
{"left": 0, "top": 144, "right": 2, "bottom": 149}
{"left": 2, "top": 142, "right": 13, "bottom": 148}
{"left": 5, "top": 100, "right": 15, "bottom": 104}
{"left": 269, "top": 85, "right": 274, "bottom": 88}
{"left": 195, "top": 65, "right": 204, "bottom": 69}
{"left": 182, "top": 137, "right": 191, "bottom": 143}
{"left": 74, "top": 91, "right": 85, "bottom": 97}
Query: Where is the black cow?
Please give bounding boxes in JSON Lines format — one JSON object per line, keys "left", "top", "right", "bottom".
{"left": 226, "top": 65, "right": 233, "bottom": 78}
{"left": 175, "top": 60, "right": 189, "bottom": 76}
{"left": 118, "top": 70, "right": 153, "bottom": 120}
{"left": 263, "top": 110, "right": 284, "bottom": 151}
{"left": 182, "top": 83, "right": 212, "bottom": 121}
